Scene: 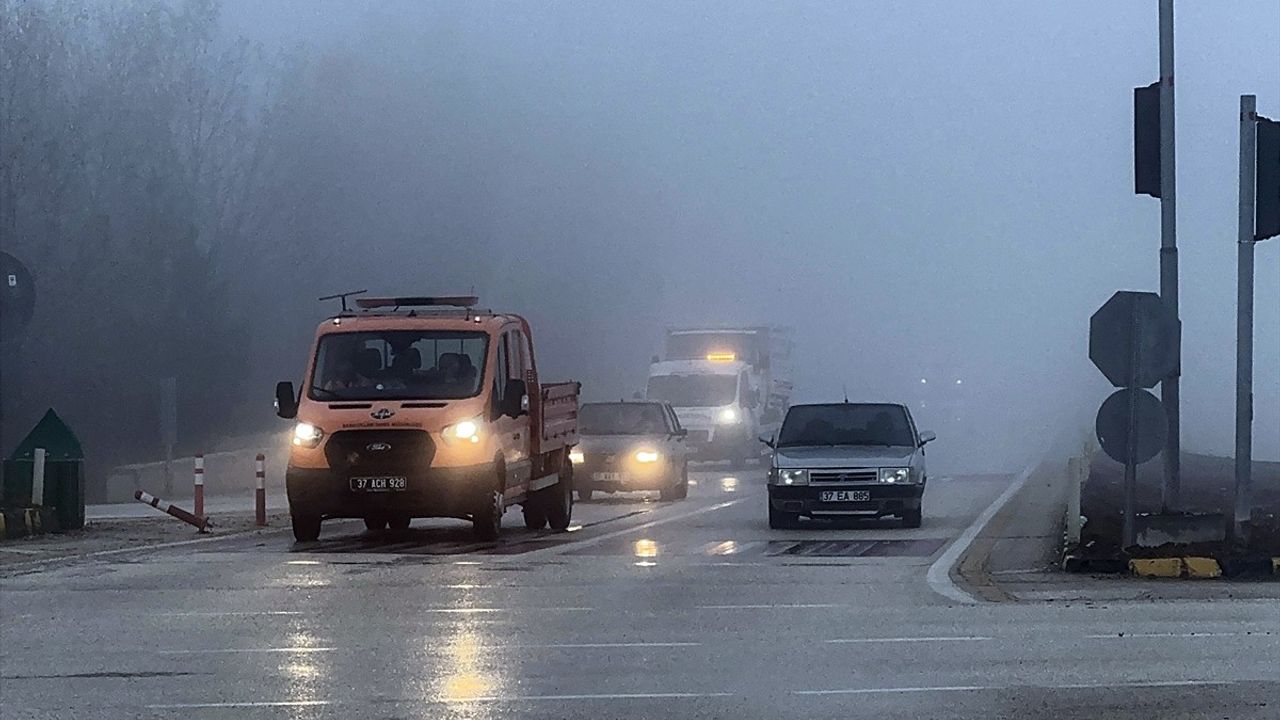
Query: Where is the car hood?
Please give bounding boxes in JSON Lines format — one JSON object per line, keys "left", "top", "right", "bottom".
{"left": 577, "top": 435, "right": 669, "bottom": 454}
{"left": 773, "top": 445, "right": 918, "bottom": 469}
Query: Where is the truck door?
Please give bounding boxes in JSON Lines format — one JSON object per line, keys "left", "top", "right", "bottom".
{"left": 492, "top": 329, "right": 531, "bottom": 495}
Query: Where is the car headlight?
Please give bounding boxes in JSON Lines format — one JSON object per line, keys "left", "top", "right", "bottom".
{"left": 777, "top": 469, "right": 809, "bottom": 486}
{"left": 444, "top": 417, "right": 482, "bottom": 444}
{"left": 634, "top": 449, "right": 661, "bottom": 463}
{"left": 569, "top": 449, "right": 585, "bottom": 464}
{"left": 878, "top": 467, "right": 912, "bottom": 484}
{"left": 717, "top": 407, "right": 741, "bottom": 424}
{"left": 292, "top": 422, "right": 325, "bottom": 448}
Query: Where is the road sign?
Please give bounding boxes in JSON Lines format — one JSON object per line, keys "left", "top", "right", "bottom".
{"left": 1096, "top": 388, "right": 1167, "bottom": 465}
{"left": 0, "top": 251, "right": 34, "bottom": 341}
{"left": 1089, "top": 291, "right": 1177, "bottom": 388}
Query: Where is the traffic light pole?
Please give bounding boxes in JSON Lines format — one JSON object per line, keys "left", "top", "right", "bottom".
{"left": 1157, "top": 0, "right": 1181, "bottom": 512}
{"left": 1234, "top": 94, "right": 1257, "bottom": 543}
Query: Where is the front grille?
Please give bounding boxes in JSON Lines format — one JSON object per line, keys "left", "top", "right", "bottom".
{"left": 810, "top": 469, "right": 878, "bottom": 484}
{"left": 323, "top": 429, "right": 435, "bottom": 474}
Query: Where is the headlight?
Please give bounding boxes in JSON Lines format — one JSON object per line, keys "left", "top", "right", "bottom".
{"left": 878, "top": 467, "right": 912, "bottom": 484}
{"left": 717, "top": 407, "right": 741, "bottom": 424}
{"left": 292, "top": 422, "right": 325, "bottom": 448}
{"left": 444, "top": 417, "right": 482, "bottom": 444}
{"left": 777, "top": 469, "right": 809, "bottom": 486}
{"left": 634, "top": 449, "right": 661, "bottom": 463}
{"left": 569, "top": 450, "right": 585, "bottom": 464}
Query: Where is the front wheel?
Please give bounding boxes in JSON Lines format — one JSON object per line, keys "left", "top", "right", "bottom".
{"left": 768, "top": 503, "right": 799, "bottom": 530}
{"left": 902, "top": 507, "right": 923, "bottom": 529}
{"left": 522, "top": 503, "right": 548, "bottom": 530}
{"left": 292, "top": 512, "right": 322, "bottom": 542}
{"left": 544, "top": 459, "right": 573, "bottom": 531}
{"left": 473, "top": 490, "right": 503, "bottom": 541}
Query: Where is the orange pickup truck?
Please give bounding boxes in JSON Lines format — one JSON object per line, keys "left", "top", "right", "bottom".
{"left": 274, "top": 295, "right": 579, "bottom": 542}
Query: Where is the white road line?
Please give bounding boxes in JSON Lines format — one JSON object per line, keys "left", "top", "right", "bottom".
{"left": 441, "top": 692, "right": 734, "bottom": 702}
{"left": 4, "top": 526, "right": 280, "bottom": 570}
{"left": 795, "top": 680, "right": 1229, "bottom": 696}
{"left": 698, "top": 603, "right": 843, "bottom": 610}
{"left": 926, "top": 461, "right": 1036, "bottom": 605}
{"left": 512, "top": 497, "right": 747, "bottom": 561}
{"left": 1085, "top": 632, "right": 1269, "bottom": 639}
{"left": 825, "top": 636, "right": 991, "bottom": 644}
{"left": 537, "top": 642, "right": 702, "bottom": 648}
{"left": 158, "top": 647, "right": 335, "bottom": 655}
{"left": 149, "top": 701, "right": 332, "bottom": 709}
{"left": 157, "top": 610, "right": 303, "bottom": 617}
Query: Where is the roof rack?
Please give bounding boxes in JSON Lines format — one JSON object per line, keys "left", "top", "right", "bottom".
{"left": 355, "top": 295, "right": 479, "bottom": 310}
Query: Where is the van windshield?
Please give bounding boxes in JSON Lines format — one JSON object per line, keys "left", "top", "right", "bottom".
{"left": 646, "top": 374, "right": 736, "bottom": 407}
{"left": 777, "top": 404, "right": 915, "bottom": 448}
{"left": 309, "top": 331, "right": 488, "bottom": 401}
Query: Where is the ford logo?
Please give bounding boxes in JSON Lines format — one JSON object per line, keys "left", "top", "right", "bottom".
{"left": 367, "top": 442, "right": 391, "bottom": 452}
{"left": 370, "top": 408, "right": 395, "bottom": 420}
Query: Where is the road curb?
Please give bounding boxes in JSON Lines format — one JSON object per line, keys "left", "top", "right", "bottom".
{"left": 0, "top": 507, "right": 58, "bottom": 541}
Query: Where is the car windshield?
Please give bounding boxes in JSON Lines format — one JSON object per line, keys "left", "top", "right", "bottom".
{"left": 579, "top": 403, "right": 670, "bottom": 435}
{"left": 777, "top": 404, "right": 915, "bottom": 448}
{"left": 310, "top": 331, "right": 487, "bottom": 400}
{"left": 646, "top": 374, "right": 736, "bottom": 407}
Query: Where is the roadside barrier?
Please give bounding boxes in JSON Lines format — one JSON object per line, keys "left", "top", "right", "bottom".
{"left": 255, "top": 454, "right": 267, "bottom": 527}
{"left": 134, "top": 490, "right": 209, "bottom": 532}
{"left": 193, "top": 454, "right": 205, "bottom": 518}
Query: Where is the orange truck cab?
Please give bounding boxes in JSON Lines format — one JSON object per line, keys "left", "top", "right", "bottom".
{"left": 274, "top": 295, "right": 579, "bottom": 542}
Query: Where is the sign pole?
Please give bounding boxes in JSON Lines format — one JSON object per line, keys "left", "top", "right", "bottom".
{"left": 1157, "top": 0, "right": 1181, "bottom": 512}
{"left": 1122, "top": 311, "right": 1143, "bottom": 550}
{"left": 1234, "top": 94, "right": 1257, "bottom": 543}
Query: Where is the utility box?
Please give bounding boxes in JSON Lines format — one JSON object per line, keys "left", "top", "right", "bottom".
{"left": 2, "top": 409, "right": 86, "bottom": 530}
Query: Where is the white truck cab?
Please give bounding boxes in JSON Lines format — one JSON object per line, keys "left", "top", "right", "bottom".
{"left": 645, "top": 357, "right": 759, "bottom": 463}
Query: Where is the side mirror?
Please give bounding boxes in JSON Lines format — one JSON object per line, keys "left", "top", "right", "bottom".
{"left": 276, "top": 381, "right": 298, "bottom": 419}
{"left": 501, "top": 379, "right": 528, "bottom": 418}
{"left": 919, "top": 430, "right": 937, "bottom": 447}
{"left": 673, "top": 428, "right": 688, "bottom": 439}
{"left": 757, "top": 432, "right": 775, "bottom": 448}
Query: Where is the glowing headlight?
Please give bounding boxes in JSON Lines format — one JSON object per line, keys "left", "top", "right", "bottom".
{"left": 717, "top": 407, "right": 741, "bottom": 424}
{"left": 444, "top": 417, "right": 482, "bottom": 444}
{"left": 569, "top": 449, "right": 585, "bottom": 464}
{"left": 777, "top": 469, "right": 809, "bottom": 486}
{"left": 634, "top": 450, "right": 661, "bottom": 463}
{"left": 292, "top": 422, "right": 325, "bottom": 448}
{"left": 878, "top": 467, "right": 912, "bottom": 484}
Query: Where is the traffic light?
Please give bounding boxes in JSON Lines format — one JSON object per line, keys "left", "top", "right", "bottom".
{"left": 1134, "top": 82, "right": 1161, "bottom": 198}
{"left": 1257, "top": 116, "right": 1279, "bottom": 241}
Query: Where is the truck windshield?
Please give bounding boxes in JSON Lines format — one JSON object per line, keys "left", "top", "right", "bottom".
{"left": 580, "top": 403, "right": 670, "bottom": 435}
{"left": 777, "top": 404, "right": 915, "bottom": 448}
{"left": 646, "top": 375, "right": 736, "bottom": 407}
{"left": 310, "top": 331, "right": 488, "bottom": 401}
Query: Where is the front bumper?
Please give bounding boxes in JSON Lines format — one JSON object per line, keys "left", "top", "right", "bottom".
{"left": 286, "top": 463, "right": 496, "bottom": 519}
{"left": 768, "top": 483, "right": 924, "bottom": 518}
{"left": 686, "top": 424, "right": 752, "bottom": 460}
{"left": 573, "top": 461, "right": 674, "bottom": 492}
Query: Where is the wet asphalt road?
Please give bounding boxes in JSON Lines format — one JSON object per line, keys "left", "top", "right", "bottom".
{"left": 2, "top": 469, "right": 1278, "bottom": 719}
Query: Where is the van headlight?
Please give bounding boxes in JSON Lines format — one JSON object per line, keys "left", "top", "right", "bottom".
{"left": 634, "top": 449, "right": 661, "bottom": 463}
{"left": 878, "top": 467, "right": 912, "bottom": 484}
{"left": 776, "top": 469, "right": 809, "bottom": 486}
{"left": 292, "top": 422, "right": 325, "bottom": 448}
{"left": 444, "top": 417, "right": 483, "bottom": 444}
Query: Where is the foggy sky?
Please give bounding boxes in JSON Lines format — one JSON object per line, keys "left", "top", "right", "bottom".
{"left": 225, "top": 1, "right": 1279, "bottom": 465}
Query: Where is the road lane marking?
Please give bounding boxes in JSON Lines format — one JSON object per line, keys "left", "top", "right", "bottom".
{"left": 536, "top": 642, "right": 701, "bottom": 649}
{"left": 157, "top": 642, "right": 696, "bottom": 655}
{"left": 440, "top": 692, "right": 734, "bottom": 702}
{"left": 825, "top": 636, "right": 991, "bottom": 644}
{"left": 2, "top": 526, "right": 283, "bottom": 570}
{"left": 698, "top": 603, "right": 843, "bottom": 609}
{"left": 794, "top": 680, "right": 1229, "bottom": 696}
{"left": 149, "top": 701, "right": 332, "bottom": 709}
{"left": 795, "top": 685, "right": 987, "bottom": 695}
{"left": 926, "top": 461, "right": 1035, "bottom": 604}
{"left": 512, "top": 497, "right": 747, "bottom": 561}
{"left": 1085, "top": 631, "right": 1272, "bottom": 639}
{"left": 158, "top": 647, "right": 335, "bottom": 655}
{"left": 157, "top": 610, "right": 303, "bottom": 617}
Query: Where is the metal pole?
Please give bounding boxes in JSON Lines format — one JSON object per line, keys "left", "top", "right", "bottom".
{"left": 1235, "top": 94, "right": 1257, "bottom": 542}
{"left": 32, "top": 447, "right": 46, "bottom": 507}
{"left": 1158, "top": 0, "right": 1181, "bottom": 512}
{"left": 1122, "top": 311, "right": 1143, "bottom": 550}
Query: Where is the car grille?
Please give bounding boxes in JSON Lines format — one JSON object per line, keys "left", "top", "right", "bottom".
{"left": 810, "top": 469, "right": 878, "bottom": 484}
{"left": 323, "top": 430, "right": 435, "bottom": 474}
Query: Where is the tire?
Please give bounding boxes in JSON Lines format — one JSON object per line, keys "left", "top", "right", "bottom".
{"left": 577, "top": 486, "right": 594, "bottom": 502}
{"left": 387, "top": 516, "right": 411, "bottom": 532}
{"left": 473, "top": 489, "right": 503, "bottom": 540}
{"left": 768, "top": 503, "right": 799, "bottom": 530}
{"left": 902, "top": 507, "right": 923, "bottom": 529}
{"left": 523, "top": 503, "right": 548, "bottom": 530}
{"left": 675, "top": 463, "right": 689, "bottom": 499}
{"left": 363, "top": 516, "right": 387, "bottom": 533}
{"left": 544, "top": 458, "right": 573, "bottom": 531}
{"left": 291, "top": 513, "right": 322, "bottom": 542}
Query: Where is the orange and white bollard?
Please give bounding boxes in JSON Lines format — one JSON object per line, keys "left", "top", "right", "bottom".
{"left": 193, "top": 453, "right": 205, "bottom": 519}
{"left": 135, "top": 490, "right": 209, "bottom": 532}
{"left": 255, "top": 453, "right": 267, "bottom": 527}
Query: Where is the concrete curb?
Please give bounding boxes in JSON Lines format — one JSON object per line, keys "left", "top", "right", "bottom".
{"left": 0, "top": 507, "right": 59, "bottom": 541}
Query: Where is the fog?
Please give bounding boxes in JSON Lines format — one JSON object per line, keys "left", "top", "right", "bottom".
{"left": 2, "top": 1, "right": 1277, "bottom": 485}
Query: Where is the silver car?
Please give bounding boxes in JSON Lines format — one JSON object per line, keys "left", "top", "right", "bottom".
{"left": 761, "top": 403, "right": 936, "bottom": 529}
{"left": 571, "top": 401, "right": 691, "bottom": 501}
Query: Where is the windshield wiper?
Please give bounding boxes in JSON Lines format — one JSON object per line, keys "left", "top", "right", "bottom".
{"left": 309, "top": 385, "right": 342, "bottom": 400}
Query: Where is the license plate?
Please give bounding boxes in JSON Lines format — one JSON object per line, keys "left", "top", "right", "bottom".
{"left": 593, "top": 472, "right": 627, "bottom": 482}
{"left": 820, "top": 490, "right": 870, "bottom": 502}
{"left": 350, "top": 476, "right": 407, "bottom": 492}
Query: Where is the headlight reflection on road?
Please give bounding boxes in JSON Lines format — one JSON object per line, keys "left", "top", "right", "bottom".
{"left": 438, "top": 627, "right": 498, "bottom": 704}
{"left": 720, "top": 477, "right": 739, "bottom": 493}
{"left": 633, "top": 539, "right": 659, "bottom": 558}
{"left": 281, "top": 624, "right": 327, "bottom": 713}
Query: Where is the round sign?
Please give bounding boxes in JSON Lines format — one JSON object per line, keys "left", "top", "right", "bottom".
{"left": 0, "top": 251, "right": 35, "bottom": 341}
{"left": 1095, "top": 388, "right": 1167, "bottom": 465}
